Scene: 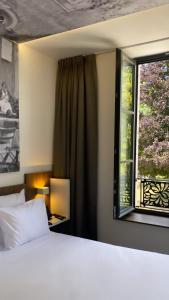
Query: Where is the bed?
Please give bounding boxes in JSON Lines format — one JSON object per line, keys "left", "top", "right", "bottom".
{"left": 0, "top": 185, "right": 169, "bottom": 300}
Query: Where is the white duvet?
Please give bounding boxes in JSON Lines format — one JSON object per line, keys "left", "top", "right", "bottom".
{"left": 0, "top": 232, "right": 169, "bottom": 300}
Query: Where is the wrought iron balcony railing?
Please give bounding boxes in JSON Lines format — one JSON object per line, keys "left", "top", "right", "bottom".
{"left": 119, "top": 177, "right": 169, "bottom": 214}
{"left": 139, "top": 178, "right": 169, "bottom": 211}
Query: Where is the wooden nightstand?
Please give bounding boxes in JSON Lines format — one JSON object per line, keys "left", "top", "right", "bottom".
{"left": 48, "top": 215, "right": 71, "bottom": 235}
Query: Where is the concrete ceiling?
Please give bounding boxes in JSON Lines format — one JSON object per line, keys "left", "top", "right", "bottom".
{"left": 1, "top": 0, "right": 169, "bottom": 42}
{"left": 23, "top": 4, "right": 169, "bottom": 60}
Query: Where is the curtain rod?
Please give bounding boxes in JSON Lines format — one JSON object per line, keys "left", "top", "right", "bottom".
{"left": 93, "top": 36, "right": 169, "bottom": 56}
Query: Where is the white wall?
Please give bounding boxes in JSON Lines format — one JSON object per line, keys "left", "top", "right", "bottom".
{"left": 97, "top": 51, "right": 169, "bottom": 255}
{"left": 0, "top": 44, "right": 56, "bottom": 187}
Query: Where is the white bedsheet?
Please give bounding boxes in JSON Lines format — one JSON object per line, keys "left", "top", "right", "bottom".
{"left": 0, "top": 232, "right": 169, "bottom": 300}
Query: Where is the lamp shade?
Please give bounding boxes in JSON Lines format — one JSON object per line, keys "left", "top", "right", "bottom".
{"left": 50, "top": 178, "right": 70, "bottom": 218}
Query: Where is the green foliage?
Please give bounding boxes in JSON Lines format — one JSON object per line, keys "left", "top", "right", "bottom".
{"left": 139, "top": 103, "right": 152, "bottom": 116}
{"left": 121, "top": 65, "right": 133, "bottom": 111}
{"left": 120, "top": 63, "right": 133, "bottom": 162}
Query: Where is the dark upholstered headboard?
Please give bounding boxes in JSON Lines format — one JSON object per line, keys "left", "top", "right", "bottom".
{"left": 0, "top": 184, "right": 26, "bottom": 197}
{"left": 0, "top": 170, "right": 52, "bottom": 204}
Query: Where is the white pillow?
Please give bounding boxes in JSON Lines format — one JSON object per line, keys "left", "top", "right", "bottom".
{"left": 0, "top": 189, "right": 25, "bottom": 249}
{"left": 0, "top": 198, "right": 49, "bottom": 250}
{"left": 0, "top": 189, "right": 25, "bottom": 208}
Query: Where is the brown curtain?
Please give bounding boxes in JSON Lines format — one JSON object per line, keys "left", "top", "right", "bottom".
{"left": 53, "top": 55, "right": 98, "bottom": 240}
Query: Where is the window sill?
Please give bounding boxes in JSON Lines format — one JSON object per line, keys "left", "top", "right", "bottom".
{"left": 122, "top": 211, "right": 169, "bottom": 228}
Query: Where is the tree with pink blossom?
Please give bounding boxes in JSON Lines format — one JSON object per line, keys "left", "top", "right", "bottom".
{"left": 138, "top": 60, "right": 169, "bottom": 178}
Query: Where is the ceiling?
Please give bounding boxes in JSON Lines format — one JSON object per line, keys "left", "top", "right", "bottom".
{"left": 1, "top": 0, "right": 169, "bottom": 42}
{"left": 23, "top": 4, "right": 169, "bottom": 60}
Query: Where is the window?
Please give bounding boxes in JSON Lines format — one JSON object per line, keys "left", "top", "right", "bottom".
{"left": 114, "top": 49, "right": 169, "bottom": 219}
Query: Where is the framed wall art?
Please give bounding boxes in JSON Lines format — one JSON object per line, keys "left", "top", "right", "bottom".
{"left": 0, "top": 38, "right": 19, "bottom": 173}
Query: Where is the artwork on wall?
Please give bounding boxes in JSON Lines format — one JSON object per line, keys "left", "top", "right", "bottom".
{"left": 0, "top": 37, "right": 19, "bottom": 173}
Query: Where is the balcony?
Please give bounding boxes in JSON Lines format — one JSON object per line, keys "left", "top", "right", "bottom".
{"left": 136, "top": 178, "right": 169, "bottom": 214}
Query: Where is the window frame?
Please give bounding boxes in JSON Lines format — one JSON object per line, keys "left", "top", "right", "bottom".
{"left": 114, "top": 49, "right": 169, "bottom": 219}
{"left": 114, "top": 49, "right": 137, "bottom": 218}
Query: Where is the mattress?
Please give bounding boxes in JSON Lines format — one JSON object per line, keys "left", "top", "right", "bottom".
{"left": 0, "top": 232, "right": 169, "bottom": 300}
